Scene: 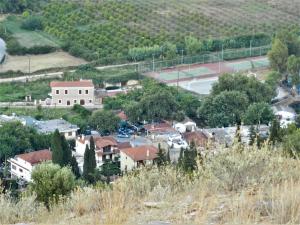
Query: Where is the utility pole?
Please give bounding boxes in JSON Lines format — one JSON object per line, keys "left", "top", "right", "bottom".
{"left": 177, "top": 69, "right": 179, "bottom": 95}
{"left": 250, "top": 40, "right": 253, "bottom": 57}
{"left": 221, "top": 44, "right": 224, "bottom": 60}
{"left": 27, "top": 55, "right": 31, "bottom": 74}
{"left": 181, "top": 49, "right": 184, "bottom": 64}
{"left": 152, "top": 54, "right": 155, "bottom": 72}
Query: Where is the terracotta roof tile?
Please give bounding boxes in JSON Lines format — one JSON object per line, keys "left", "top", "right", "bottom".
{"left": 183, "top": 131, "right": 208, "bottom": 147}
{"left": 50, "top": 80, "right": 94, "bottom": 88}
{"left": 17, "top": 150, "right": 52, "bottom": 165}
{"left": 121, "top": 145, "right": 158, "bottom": 161}
{"left": 118, "top": 142, "right": 131, "bottom": 149}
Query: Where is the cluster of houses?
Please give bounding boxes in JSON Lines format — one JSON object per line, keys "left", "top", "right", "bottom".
{"left": 4, "top": 79, "right": 295, "bottom": 183}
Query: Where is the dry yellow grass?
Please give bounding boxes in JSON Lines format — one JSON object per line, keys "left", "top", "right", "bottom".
{"left": 1, "top": 145, "right": 300, "bottom": 225}
{"left": 0, "top": 51, "right": 86, "bottom": 73}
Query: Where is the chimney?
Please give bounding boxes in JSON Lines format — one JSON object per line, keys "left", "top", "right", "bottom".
{"left": 146, "top": 149, "right": 150, "bottom": 158}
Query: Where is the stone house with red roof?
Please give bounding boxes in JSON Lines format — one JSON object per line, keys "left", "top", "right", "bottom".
{"left": 8, "top": 150, "right": 52, "bottom": 182}
{"left": 120, "top": 145, "right": 158, "bottom": 172}
{"left": 50, "top": 80, "right": 95, "bottom": 107}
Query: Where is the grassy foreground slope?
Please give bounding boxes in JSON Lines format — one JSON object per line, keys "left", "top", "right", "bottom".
{"left": 40, "top": 0, "right": 300, "bottom": 60}
{"left": 2, "top": 145, "right": 300, "bottom": 224}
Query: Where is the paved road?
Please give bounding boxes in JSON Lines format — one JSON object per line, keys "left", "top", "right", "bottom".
{"left": 0, "top": 62, "right": 138, "bottom": 83}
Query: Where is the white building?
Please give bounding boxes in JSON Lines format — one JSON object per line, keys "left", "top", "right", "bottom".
{"left": 50, "top": 80, "right": 95, "bottom": 107}
{"left": 75, "top": 135, "right": 120, "bottom": 172}
{"left": 34, "top": 119, "right": 79, "bottom": 139}
{"left": 8, "top": 150, "right": 52, "bottom": 182}
{"left": 120, "top": 145, "right": 158, "bottom": 172}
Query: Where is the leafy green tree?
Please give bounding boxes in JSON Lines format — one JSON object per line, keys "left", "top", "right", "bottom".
{"left": 212, "top": 73, "right": 275, "bottom": 104}
{"left": 96, "top": 160, "right": 120, "bottom": 183}
{"left": 243, "top": 102, "right": 274, "bottom": 125}
{"left": 30, "top": 163, "right": 75, "bottom": 207}
{"left": 277, "top": 28, "right": 300, "bottom": 56}
{"left": 268, "top": 38, "right": 289, "bottom": 73}
{"left": 161, "top": 42, "right": 177, "bottom": 59}
{"left": 0, "top": 122, "right": 51, "bottom": 163}
{"left": 185, "top": 36, "right": 202, "bottom": 55}
{"left": 198, "top": 91, "right": 249, "bottom": 127}
{"left": 83, "top": 137, "right": 96, "bottom": 183}
{"left": 283, "top": 129, "right": 300, "bottom": 157}
{"left": 265, "top": 71, "right": 282, "bottom": 87}
{"left": 89, "top": 110, "right": 120, "bottom": 134}
{"left": 70, "top": 155, "right": 80, "bottom": 178}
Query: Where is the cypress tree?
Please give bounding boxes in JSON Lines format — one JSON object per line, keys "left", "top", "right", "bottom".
{"left": 177, "top": 147, "right": 184, "bottom": 168}
{"left": 89, "top": 136, "right": 96, "bottom": 171}
{"left": 61, "top": 135, "right": 72, "bottom": 166}
{"left": 182, "top": 141, "right": 197, "bottom": 173}
{"left": 51, "top": 129, "right": 64, "bottom": 166}
{"left": 83, "top": 137, "right": 96, "bottom": 183}
{"left": 156, "top": 143, "right": 166, "bottom": 167}
{"left": 70, "top": 155, "right": 80, "bottom": 178}
{"left": 249, "top": 125, "right": 256, "bottom": 146}
{"left": 166, "top": 148, "right": 171, "bottom": 163}
{"left": 269, "top": 118, "right": 281, "bottom": 144}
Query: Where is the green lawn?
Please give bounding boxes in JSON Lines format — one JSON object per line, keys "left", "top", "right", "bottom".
{"left": 0, "top": 107, "right": 72, "bottom": 120}
{"left": 2, "top": 16, "right": 60, "bottom": 48}
{"left": 0, "top": 79, "right": 51, "bottom": 102}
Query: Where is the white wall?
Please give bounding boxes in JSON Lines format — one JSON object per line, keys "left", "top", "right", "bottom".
{"left": 9, "top": 157, "right": 33, "bottom": 182}
{"left": 120, "top": 151, "right": 136, "bottom": 171}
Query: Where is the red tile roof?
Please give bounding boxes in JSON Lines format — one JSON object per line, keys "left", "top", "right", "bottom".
{"left": 121, "top": 145, "right": 158, "bottom": 161}
{"left": 78, "top": 136, "right": 118, "bottom": 149}
{"left": 144, "top": 122, "right": 175, "bottom": 133}
{"left": 17, "top": 150, "right": 52, "bottom": 165}
{"left": 50, "top": 80, "right": 94, "bottom": 88}
{"left": 183, "top": 131, "right": 208, "bottom": 147}
{"left": 118, "top": 142, "right": 131, "bottom": 149}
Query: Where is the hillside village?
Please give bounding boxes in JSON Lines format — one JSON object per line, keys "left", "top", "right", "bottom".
{"left": 2, "top": 0, "right": 300, "bottom": 224}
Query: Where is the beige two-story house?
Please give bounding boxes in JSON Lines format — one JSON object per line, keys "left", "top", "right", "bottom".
{"left": 50, "top": 80, "right": 95, "bottom": 107}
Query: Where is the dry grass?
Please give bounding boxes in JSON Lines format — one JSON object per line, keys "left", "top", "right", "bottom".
{"left": 2, "top": 145, "right": 300, "bottom": 225}
{"left": 0, "top": 51, "right": 86, "bottom": 73}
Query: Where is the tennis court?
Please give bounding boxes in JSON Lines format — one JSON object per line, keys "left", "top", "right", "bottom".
{"left": 146, "top": 56, "right": 269, "bottom": 83}
{"left": 226, "top": 57, "right": 269, "bottom": 72}
{"left": 158, "top": 66, "right": 215, "bottom": 81}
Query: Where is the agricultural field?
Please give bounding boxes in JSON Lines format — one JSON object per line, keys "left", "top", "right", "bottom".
{"left": 36, "top": 0, "right": 300, "bottom": 61}
{"left": 0, "top": 51, "right": 87, "bottom": 73}
{"left": 2, "top": 16, "right": 60, "bottom": 48}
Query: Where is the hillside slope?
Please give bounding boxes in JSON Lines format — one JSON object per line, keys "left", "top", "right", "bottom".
{"left": 2, "top": 145, "right": 300, "bottom": 225}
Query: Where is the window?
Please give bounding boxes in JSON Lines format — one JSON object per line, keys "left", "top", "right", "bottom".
{"left": 79, "top": 90, "right": 82, "bottom": 95}
{"left": 12, "top": 165, "right": 16, "bottom": 170}
{"left": 74, "top": 100, "right": 77, "bottom": 104}
{"left": 89, "top": 99, "right": 92, "bottom": 103}
{"left": 19, "top": 168, "right": 23, "bottom": 173}
{"left": 58, "top": 100, "right": 62, "bottom": 104}
{"left": 65, "top": 90, "right": 68, "bottom": 94}
{"left": 68, "top": 132, "right": 73, "bottom": 136}
{"left": 85, "top": 90, "right": 89, "bottom": 94}
{"left": 56, "top": 90, "right": 59, "bottom": 95}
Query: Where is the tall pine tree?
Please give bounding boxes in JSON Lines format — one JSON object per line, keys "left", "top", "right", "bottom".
{"left": 156, "top": 143, "right": 166, "bottom": 167}
{"left": 61, "top": 135, "right": 72, "bottom": 166}
{"left": 182, "top": 141, "right": 197, "bottom": 173}
{"left": 51, "top": 129, "right": 64, "bottom": 166}
{"left": 269, "top": 118, "right": 282, "bottom": 144}
{"left": 83, "top": 137, "right": 96, "bottom": 183}
{"left": 70, "top": 155, "right": 80, "bottom": 178}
